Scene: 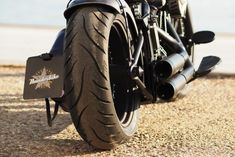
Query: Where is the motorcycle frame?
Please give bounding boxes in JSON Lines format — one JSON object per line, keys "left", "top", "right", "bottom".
{"left": 125, "top": 1, "right": 194, "bottom": 101}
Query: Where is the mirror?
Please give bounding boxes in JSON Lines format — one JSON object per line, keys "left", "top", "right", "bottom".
{"left": 192, "top": 31, "right": 215, "bottom": 44}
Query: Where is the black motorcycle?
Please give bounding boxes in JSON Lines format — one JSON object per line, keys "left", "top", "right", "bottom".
{"left": 24, "top": 0, "right": 221, "bottom": 150}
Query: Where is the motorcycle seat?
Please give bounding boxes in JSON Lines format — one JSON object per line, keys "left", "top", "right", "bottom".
{"left": 148, "top": 0, "right": 166, "bottom": 8}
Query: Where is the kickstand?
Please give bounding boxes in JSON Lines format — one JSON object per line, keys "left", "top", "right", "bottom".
{"left": 45, "top": 98, "right": 59, "bottom": 127}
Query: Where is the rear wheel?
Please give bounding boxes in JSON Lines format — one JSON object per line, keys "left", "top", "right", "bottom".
{"left": 64, "top": 6, "right": 140, "bottom": 150}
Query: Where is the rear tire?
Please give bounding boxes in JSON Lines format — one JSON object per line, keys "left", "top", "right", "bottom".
{"left": 64, "top": 6, "right": 140, "bottom": 149}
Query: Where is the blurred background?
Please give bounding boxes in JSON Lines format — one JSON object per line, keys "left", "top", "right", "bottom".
{"left": 0, "top": 0, "right": 234, "bottom": 73}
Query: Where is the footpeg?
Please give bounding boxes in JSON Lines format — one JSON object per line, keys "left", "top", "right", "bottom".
{"left": 195, "top": 56, "right": 221, "bottom": 78}
{"left": 192, "top": 31, "right": 215, "bottom": 44}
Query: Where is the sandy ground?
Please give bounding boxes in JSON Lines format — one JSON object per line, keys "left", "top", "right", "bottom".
{"left": 0, "top": 66, "right": 234, "bottom": 157}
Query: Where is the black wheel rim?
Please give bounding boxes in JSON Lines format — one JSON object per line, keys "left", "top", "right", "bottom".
{"left": 108, "top": 19, "right": 136, "bottom": 127}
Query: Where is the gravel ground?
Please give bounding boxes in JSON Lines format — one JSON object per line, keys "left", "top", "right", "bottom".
{"left": 0, "top": 66, "right": 234, "bottom": 157}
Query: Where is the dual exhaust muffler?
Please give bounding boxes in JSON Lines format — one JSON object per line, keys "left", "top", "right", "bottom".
{"left": 155, "top": 51, "right": 195, "bottom": 100}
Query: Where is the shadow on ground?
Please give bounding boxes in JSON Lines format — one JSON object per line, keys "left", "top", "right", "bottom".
{"left": 0, "top": 95, "right": 101, "bottom": 156}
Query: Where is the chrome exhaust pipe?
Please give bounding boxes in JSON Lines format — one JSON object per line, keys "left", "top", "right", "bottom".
{"left": 157, "top": 66, "right": 195, "bottom": 100}
{"left": 155, "top": 51, "right": 188, "bottom": 79}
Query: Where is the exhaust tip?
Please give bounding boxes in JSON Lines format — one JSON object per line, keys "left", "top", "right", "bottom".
{"left": 157, "top": 83, "right": 175, "bottom": 100}
{"left": 155, "top": 52, "right": 187, "bottom": 79}
{"left": 155, "top": 62, "right": 173, "bottom": 79}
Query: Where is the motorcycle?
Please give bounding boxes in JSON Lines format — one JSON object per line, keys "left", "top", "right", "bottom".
{"left": 23, "top": 0, "right": 221, "bottom": 150}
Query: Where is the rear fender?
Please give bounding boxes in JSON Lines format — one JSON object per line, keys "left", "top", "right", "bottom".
{"left": 64, "top": 0, "right": 138, "bottom": 35}
{"left": 64, "top": 0, "right": 121, "bottom": 18}
{"left": 49, "top": 29, "right": 65, "bottom": 56}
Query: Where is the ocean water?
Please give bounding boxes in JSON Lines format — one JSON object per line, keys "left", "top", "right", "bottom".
{"left": 0, "top": 0, "right": 235, "bottom": 33}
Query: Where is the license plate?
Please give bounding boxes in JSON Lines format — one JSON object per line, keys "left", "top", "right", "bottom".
{"left": 23, "top": 54, "right": 64, "bottom": 99}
